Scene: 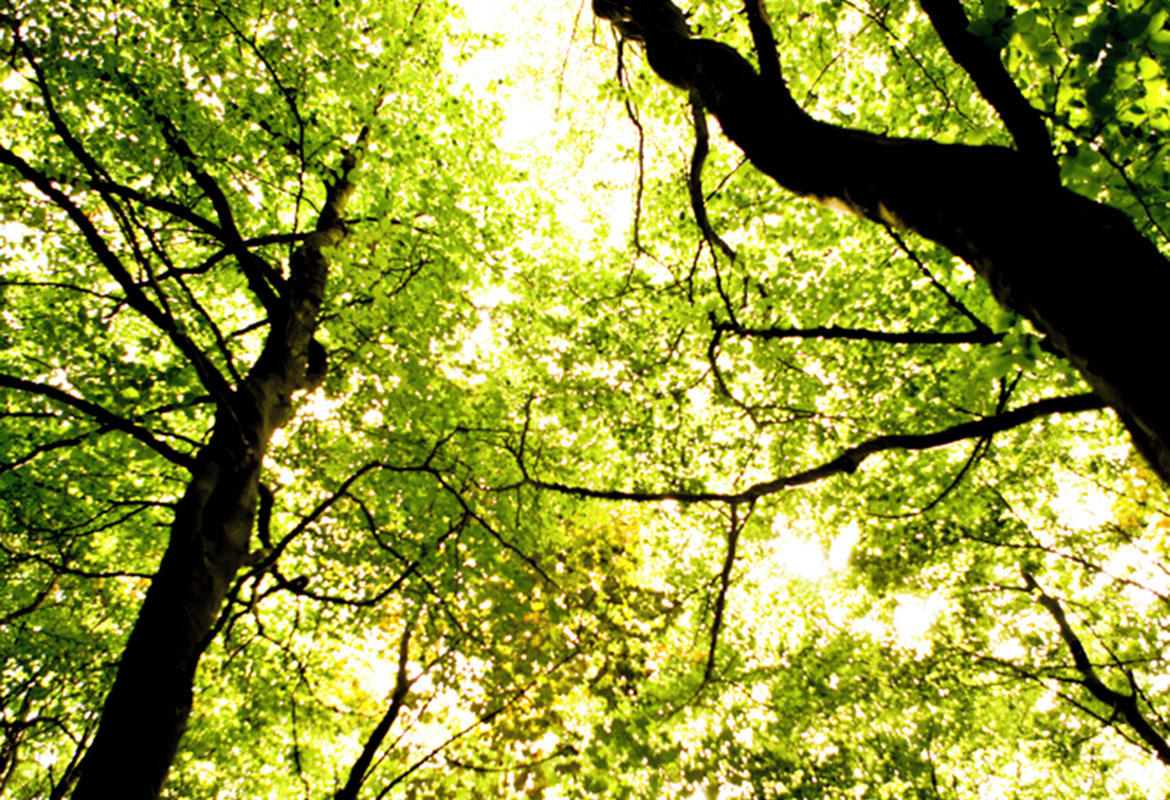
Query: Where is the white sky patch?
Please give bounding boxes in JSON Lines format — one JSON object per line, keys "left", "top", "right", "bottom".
{"left": 0, "top": 220, "right": 35, "bottom": 242}
{"left": 848, "top": 593, "right": 943, "bottom": 654}
{"left": 1050, "top": 474, "right": 1113, "bottom": 530}
{"left": 449, "top": 0, "right": 636, "bottom": 248}
{"left": 888, "top": 592, "right": 945, "bottom": 654}
{"left": 2, "top": 69, "right": 28, "bottom": 92}
{"left": 298, "top": 388, "right": 338, "bottom": 421}
{"left": 768, "top": 519, "right": 860, "bottom": 580}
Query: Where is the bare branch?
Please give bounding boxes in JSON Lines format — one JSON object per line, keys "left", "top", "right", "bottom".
{"left": 742, "top": 0, "right": 783, "bottom": 92}
{"left": 335, "top": 614, "right": 416, "bottom": 800}
{"left": 714, "top": 320, "right": 1001, "bottom": 345}
{"left": 705, "top": 502, "right": 750, "bottom": 681}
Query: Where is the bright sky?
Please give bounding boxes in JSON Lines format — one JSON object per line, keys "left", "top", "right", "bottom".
{"left": 450, "top": 0, "right": 637, "bottom": 248}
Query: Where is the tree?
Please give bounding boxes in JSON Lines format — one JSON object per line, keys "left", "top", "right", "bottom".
{"left": 591, "top": 0, "right": 1170, "bottom": 485}
{"left": 1, "top": 0, "right": 1169, "bottom": 797}
{"left": 0, "top": 0, "right": 539, "bottom": 794}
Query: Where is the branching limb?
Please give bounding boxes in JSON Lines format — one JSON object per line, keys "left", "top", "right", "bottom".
{"left": 335, "top": 613, "right": 416, "bottom": 800}
{"left": 524, "top": 393, "right": 1103, "bottom": 504}
{"left": 0, "top": 429, "right": 97, "bottom": 475}
{"left": 874, "top": 434, "right": 990, "bottom": 518}
{"left": 0, "top": 373, "right": 195, "bottom": 470}
{"left": 919, "top": 0, "right": 1057, "bottom": 178}
{"left": 742, "top": 0, "right": 783, "bottom": 91}
{"left": 688, "top": 94, "right": 740, "bottom": 325}
{"left": 688, "top": 95, "right": 735, "bottom": 265}
{"left": 374, "top": 648, "right": 581, "bottom": 799}
{"left": 111, "top": 72, "right": 286, "bottom": 311}
{"left": 0, "top": 540, "right": 153, "bottom": 580}
{"left": 1023, "top": 572, "right": 1170, "bottom": 763}
{"left": 0, "top": 145, "right": 235, "bottom": 405}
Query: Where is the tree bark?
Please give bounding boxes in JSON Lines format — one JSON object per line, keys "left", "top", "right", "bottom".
{"left": 594, "top": 0, "right": 1170, "bottom": 484}
{"left": 69, "top": 161, "right": 356, "bottom": 800}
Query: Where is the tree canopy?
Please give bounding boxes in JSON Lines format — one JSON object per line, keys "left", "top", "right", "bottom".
{"left": 1, "top": 0, "right": 1169, "bottom": 797}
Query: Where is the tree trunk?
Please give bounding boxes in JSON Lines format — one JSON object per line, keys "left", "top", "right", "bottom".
{"left": 70, "top": 165, "right": 355, "bottom": 799}
{"left": 594, "top": 0, "right": 1170, "bottom": 484}
{"left": 70, "top": 442, "right": 260, "bottom": 799}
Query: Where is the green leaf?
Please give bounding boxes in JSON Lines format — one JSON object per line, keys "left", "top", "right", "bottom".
{"left": 967, "top": 18, "right": 995, "bottom": 36}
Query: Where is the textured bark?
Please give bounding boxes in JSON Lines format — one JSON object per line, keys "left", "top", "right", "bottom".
{"left": 70, "top": 163, "right": 356, "bottom": 800}
{"left": 594, "top": 0, "right": 1170, "bottom": 484}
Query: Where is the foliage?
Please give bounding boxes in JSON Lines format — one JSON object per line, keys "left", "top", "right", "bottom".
{"left": 1, "top": 0, "right": 1169, "bottom": 797}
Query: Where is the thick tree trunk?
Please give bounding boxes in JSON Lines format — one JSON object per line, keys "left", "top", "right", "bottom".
{"left": 595, "top": 0, "right": 1170, "bottom": 484}
{"left": 70, "top": 166, "right": 354, "bottom": 799}
{"left": 70, "top": 442, "right": 261, "bottom": 799}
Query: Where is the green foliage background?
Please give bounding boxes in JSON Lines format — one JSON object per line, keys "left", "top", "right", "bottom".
{"left": 1, "top": 0, "right": 1169, "bottom": 797}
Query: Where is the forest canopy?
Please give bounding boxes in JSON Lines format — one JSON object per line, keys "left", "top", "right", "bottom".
{"left": 1, "top": 0, "right": 1169, "bottom": 797}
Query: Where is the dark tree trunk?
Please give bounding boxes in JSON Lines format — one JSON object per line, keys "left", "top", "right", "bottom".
{"left": 70, "top": 444, "right": 261, "bottom": 799}
{"left": 70, "top": 167, "right": 356, "bottom": 799}
{"left": 594, "top": 0, "right": 1170, "bottom": 484}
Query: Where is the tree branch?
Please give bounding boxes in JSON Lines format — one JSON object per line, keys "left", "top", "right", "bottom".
{"left": 525, "top": 393, "right": 1104, "bottom": 504}
{"left": 335, "top": 616, "right": 415, "bottom": 800}
{"left": 0, "top": 373, "right": 194, "bottom": 470}
{"left": 742, "top": 0, "right": 783, "bottom": 92}
{"left": 0, "top": 145, "right": 235, "bottom": 405}
{"left": 1023, "top": 572, "right": 1170, "bottom": 764}
{"left": 593, "top": 0, "right": 1170, "bottom": 485}
{"left": 705, "top": 502, "right": 749, "bottom": 681}
{"left": 111, "top": 72, "right": 286, "bottom": 311}
{"left": 713, "top": 320, "right": 1001, "bottom": 345}
{"left": 919, "top": 0, "right": 1057, "bottom": 178}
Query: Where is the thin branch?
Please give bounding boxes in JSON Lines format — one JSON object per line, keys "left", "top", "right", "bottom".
{"left": 335, "top": 613, "right": 416, "bottom": 800}
{"left": 842, "top": 0, "right": 973, "bottom": 128}
{"left": 0, "top": 145, "right": 235, "bottom": 404}
{"left": 688, "top": 94, "right": 740, "bottom": 327}
{"left": 688, "top": 95, "right": 737, "bottom": 266}
{"left": 0, "top": 578, "right": 57, "bottom": 625}
{"left": 374, "top": 649, "right": 581, "bottom": 799}
{"left": 157, "top": 232, "right": 307, "bottom": 282}
{"left": 1093, "top": 144, "right": 1170, "bottom": 246}
{"left": 705, "top": 502, "right": 750, "bottom": 681}
{"left": 0, "top": 541, "right": 154, "bottom": 580}
{"left": 873, "top": 434, "right": 990, "bottom": 518}
{"left": 523, "top": 393, "right": 1103, "bottom": 504}
{"left": 714, "top": 320, "right": 1001, "bottom": 345}
{"left": 0, "top": 430, "right": 97, "bottom": 475}
{"left": 1023, "top": 572, "right": 1170, "bottom": 764}
{"left": 615, "top": 38, "right": 650, "bottom": 255}
{"left": 882, "top": 223, "right": 992, "bottom": 334}
{"left": 0, "top": 373, "right": 194, "bottom": 470}
{"left": 112, "top": 72, "right": 286, "bottom": 310}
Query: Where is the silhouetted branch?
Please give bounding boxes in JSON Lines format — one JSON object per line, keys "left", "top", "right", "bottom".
{"left": 335, "top": 615, "right": 415, "bottom": 800}
{"left": 920, "top": 0, "right": 1057, "bottom": 177}
{"left": 713, "top": 320, "right": 1001, "bottom": 345}
{"left": 1024, "top": 572, "right": 1170, "bottom": 763}
{"left": 0, "top": 146, "right": 235, "bottom": 404}
{"left": 705, "top": 502, "right": 750, "bottom": 681}
{"left": 0, "top": 373, "right": 194, "bottom": 470}
{"left": 524, "top": 393, "right": 1104, "bottom": 504}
